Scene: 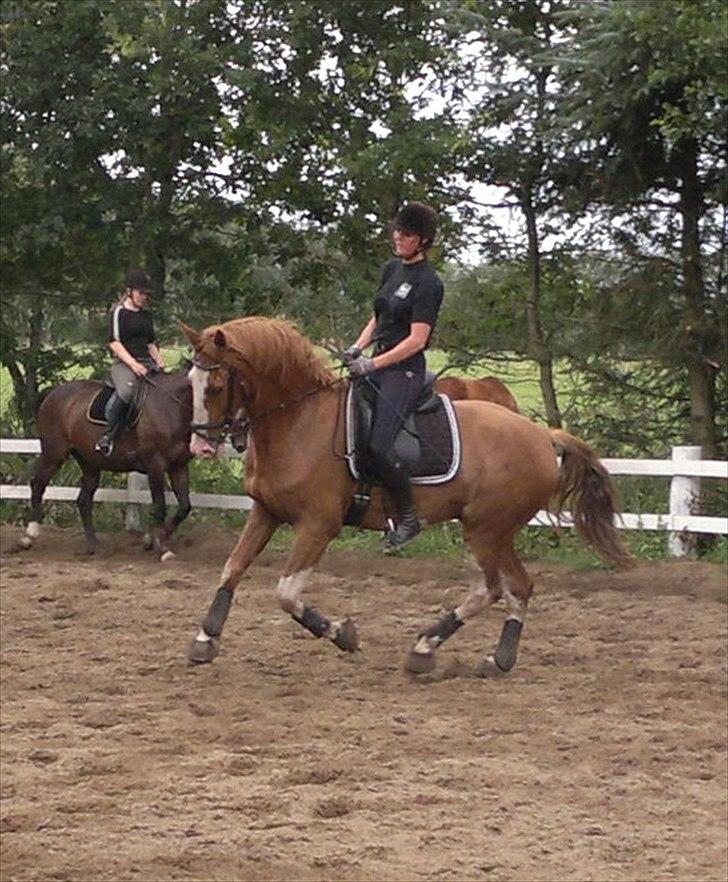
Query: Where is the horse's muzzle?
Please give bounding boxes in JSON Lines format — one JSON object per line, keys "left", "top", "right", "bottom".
{"left": 190, "top": 434, "right": 220, "bottom": 459}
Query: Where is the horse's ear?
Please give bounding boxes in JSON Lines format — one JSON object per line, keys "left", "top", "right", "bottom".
{"left": 213, "top": 328, "right": 227, "bottom": 350}
{"left": 180, "top": 322, "right": 201, "bottom": 348}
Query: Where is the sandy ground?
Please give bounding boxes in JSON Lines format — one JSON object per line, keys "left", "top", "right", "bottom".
{"left": 0, "top": 523, "right": 726, "bottom": 882}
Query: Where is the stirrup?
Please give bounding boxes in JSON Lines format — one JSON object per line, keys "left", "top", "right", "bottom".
{"left": 94, "top": 435, "right": 114, "bottom": 456}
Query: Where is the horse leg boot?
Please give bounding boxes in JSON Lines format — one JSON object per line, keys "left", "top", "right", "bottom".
{"left": 95, "top": 396, "right": 128, "bottom": 456}
{"left": 188, "top": 502, "right": 279, "bottom": 664}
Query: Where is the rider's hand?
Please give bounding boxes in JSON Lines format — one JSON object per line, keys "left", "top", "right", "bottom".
{"left": 342, "top": 345, "right": 362, "bottom": 366}
{"left": 348, "top": 355, "right": 375, "bottom": 378}
{"left": 131, "top": 361, "right": 148, "bottom": 377}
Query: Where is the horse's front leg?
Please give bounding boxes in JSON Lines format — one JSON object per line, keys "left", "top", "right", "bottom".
{"left": 155, "top": 463, "right": 191, "bottom": 560}
{"left": 76, "top": 465, "right": 101, "bottom": 555}
{"left": 278, "top": 523, "right": 359, "bottom": 654}
{"left": 147, "top": 468, "right": 173, "bottom": 561}
{"left": 188, "top": 501, "right": 279, "bottom": 664}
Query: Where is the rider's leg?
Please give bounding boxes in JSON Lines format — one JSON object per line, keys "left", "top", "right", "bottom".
{"left": 367, "top": 367, "right": 424, "bottom": 548}
{"left": 95, "top": 362, "right": 134, "bottom": 455}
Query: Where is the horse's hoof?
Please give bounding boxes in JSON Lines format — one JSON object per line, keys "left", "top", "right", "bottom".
{"left": 85, "top": 542, "right": 99, "bottom": 556}
{"left": 187, "top": 637, "right": 219, "bottom": 664}
{"left": 332, "top": 618, "right": 359, "bottom": 653}
{"left": 18, "top": 536, "right": 33, "bottom": 550}
{"left": 142, "top": 533, "right": 154, "bottom": 551}
{"left": 160, "top": 550, "right": 176, "bottom": 563}
{"left": 404, "top": 650, "right": 436, "bottom": 674}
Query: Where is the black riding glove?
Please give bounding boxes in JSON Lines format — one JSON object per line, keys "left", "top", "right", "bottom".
{"left": 348, "top": 355, "right": 376, "bottom": 378}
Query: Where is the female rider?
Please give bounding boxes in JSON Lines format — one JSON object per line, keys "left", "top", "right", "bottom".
{"left": 95, "top": 268, "right": 165, "bottom": 456}
{"left": 344, "top": 202, "right": 443, "bottom": 550}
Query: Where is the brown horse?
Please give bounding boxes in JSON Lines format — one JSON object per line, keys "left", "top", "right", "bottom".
{"left": 21, "top": 369, "right": 195, "bottom": 559}
{"left": 182, "top": 317, "right": 632, "bottom": 674}
{"left": 436, "top": 375, "right": 520, "bottom": 413}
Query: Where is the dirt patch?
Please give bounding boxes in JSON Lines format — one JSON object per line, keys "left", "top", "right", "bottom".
{"left": 1, "top": 524, "right": 726, "bottom": 881}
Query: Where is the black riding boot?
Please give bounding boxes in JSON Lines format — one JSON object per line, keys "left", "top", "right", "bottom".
{"left": 377, "top": 460, "right": 421, "bottom": 551}
{"left": 95, "top": 397, "right": 128, "bottom": 456}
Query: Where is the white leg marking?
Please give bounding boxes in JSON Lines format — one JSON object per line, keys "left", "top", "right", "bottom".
{"left": 455, "top": 581, "right": 498, "bottom": 622}
{"left": 502, "top": 578, "right": 526, "bottom": 623}
{"left": 276, "top": 569, "right": 312, "bottom": 617}
{"left": 26, "top": 522, "right": 40, "bottom": 539}
{"left": 195, "top": 628, "right": 213, "bottom": 643}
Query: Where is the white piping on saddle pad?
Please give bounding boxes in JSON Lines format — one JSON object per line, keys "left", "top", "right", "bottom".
{"left": 345, "top": 387, "right": 461, "bottom": 486}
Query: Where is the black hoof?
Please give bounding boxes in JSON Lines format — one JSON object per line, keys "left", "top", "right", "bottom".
{"left": 187, "top": 637, "right": 219, "bottom": 664}
{"left": 404, "top": 650, "right": 436, "bottom": 674}
{"left": 85, "top": 540, "right": 99, "bottom": 556}
{"left": 332, "top": 618, "right": 359, "bottom": 652}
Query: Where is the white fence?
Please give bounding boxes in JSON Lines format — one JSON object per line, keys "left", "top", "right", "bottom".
{"left": 1, "top": 439, "right": 726, "bottom": 558}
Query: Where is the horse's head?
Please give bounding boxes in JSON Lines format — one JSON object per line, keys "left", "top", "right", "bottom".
{"left": 182, "top": 323, "right": 250, "bottom": 459}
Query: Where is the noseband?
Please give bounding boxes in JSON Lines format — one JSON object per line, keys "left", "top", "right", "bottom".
{"left": 190, "top": 358, "right": 249, "bottom": 446}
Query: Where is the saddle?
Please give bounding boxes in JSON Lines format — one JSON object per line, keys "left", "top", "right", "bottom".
{"left": 345, "top": 372, "right": 461, "bottom": 487}
{"left": 86, "top": 383, "right": 143, "bottom": 428}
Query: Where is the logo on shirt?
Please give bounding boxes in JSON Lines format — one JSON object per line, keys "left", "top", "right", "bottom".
{"left": 394, "top": 282, "right": 412, "bottom": 299}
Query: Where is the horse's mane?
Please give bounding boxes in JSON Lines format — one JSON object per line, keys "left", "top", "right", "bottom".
{"left": 199, "top": 317, "right": 336, "bottom": 395}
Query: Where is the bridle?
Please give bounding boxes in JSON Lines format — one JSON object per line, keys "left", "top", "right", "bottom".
{"left": 189, "top": 353, "right": 346, "bottom": 448}
{"left": 189, "top": 357, "right": 250, "bottom": 447}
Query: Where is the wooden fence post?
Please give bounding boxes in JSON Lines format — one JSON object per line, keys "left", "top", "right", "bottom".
{"left": 125, "top": 472, "right": 147, "bottom": 532}
{"left": 668, "top": 446, "right": 702, "bottom": 558}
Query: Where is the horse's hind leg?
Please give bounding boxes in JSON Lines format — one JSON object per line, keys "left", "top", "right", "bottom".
{"left": 20, "top": 448, "right": 67, "bottom": 549}
{"left": 76, "top": 464, "right": 101, "bottom": 555}
{"left": 481, "top": 544, "right": 533, "bottom": 676}
{"left": 276, "top": 522, "right": 359, "bottom": 653}
{"left": 404, "top": 527, "right": 503, "bottom": 674}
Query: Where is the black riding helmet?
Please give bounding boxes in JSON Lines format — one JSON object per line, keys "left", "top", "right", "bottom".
{"left": 124, "top": 268, "right": 152, "bottom": 293}
{"left": 393, "top": 202, "right": 438, "bottom": 249}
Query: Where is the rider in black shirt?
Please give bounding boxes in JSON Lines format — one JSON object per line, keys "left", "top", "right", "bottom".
{"left": 95, "top": 268, "right": 165, "bottom": 456}
{"left": 344, "top": 202, "right": 444, "bottom": 550}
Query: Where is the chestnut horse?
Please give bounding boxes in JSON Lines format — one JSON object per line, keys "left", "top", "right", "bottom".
{"left": 436, "top": 375, "right": 520, "bottom": 414}
{"left": 183, "top": 317, "right": 631, "bottom": 674}
{"left": 21, "top": 369, "right": 194, "bottom": 559}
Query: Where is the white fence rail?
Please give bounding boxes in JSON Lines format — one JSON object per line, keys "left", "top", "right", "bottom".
{"left": 1, "top": 439, "right": 726, "bottom": 557}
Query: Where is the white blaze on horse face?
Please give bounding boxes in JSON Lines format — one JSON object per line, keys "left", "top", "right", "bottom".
{"left": 188, "top": 365, "right": 216, "bottom": 458}
{"left": 188, "top": 364, "right": 210, "bottom": 426}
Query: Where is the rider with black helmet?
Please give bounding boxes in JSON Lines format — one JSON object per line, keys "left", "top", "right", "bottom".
{"left": 94, "top": 268, "right": 165, "bottom": 456}
{"left": 344, "top": 202, "right": 444, "bottom": 550}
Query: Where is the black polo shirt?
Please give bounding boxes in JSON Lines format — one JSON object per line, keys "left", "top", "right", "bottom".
{"left": 108, "top": 304, "right": 156, "bottom": 361}
{"left": 373, "top": 258, "right": 444, "bottom": 361}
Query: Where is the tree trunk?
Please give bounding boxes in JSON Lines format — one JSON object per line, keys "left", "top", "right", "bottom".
{"left": 522, "top": 190, "right": 562, "bottom": 427}
{"left": 677, "top": 137, "right": 717, "bottom": 457}
{"left": 6, "top": 304, "right": 43, "bottom": 433}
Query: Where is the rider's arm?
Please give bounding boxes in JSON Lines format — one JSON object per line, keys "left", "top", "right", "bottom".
{"left": 354, "top": 317, "right": 377, "bottom": 351}
{"left": 109, "top": 340, "right": 146, "bottom": 372}
{"left": 371, "top": 322, "right": 432, "bottom": 370}
{"left": 148, "top": 342, "right": 165, "bottom": 369}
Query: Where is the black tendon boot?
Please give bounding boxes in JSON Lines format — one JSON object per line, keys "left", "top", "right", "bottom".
{"left": 95, "top": 397, "right": 129, "bottom": 456}
{"left": 378, "top": 461, "right": 421, "bottom": 551}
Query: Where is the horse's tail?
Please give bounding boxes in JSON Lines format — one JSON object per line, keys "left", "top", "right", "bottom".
{"left": 549, "top": 429, "right": 634, "bottom": 568}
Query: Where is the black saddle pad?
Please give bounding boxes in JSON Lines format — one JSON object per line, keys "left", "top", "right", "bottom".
{"left": 86, "top": 385, "right": 141, "bottom": 427}
{"left": 345, "top": 385, "right": 461, "bottom": 485}
{"left": 87, "top": 386, "right": 115, "bottom": 424}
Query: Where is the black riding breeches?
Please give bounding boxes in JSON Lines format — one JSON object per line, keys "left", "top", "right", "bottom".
{"left": 367, "top": 365, "right": 425, "bottom": 481}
